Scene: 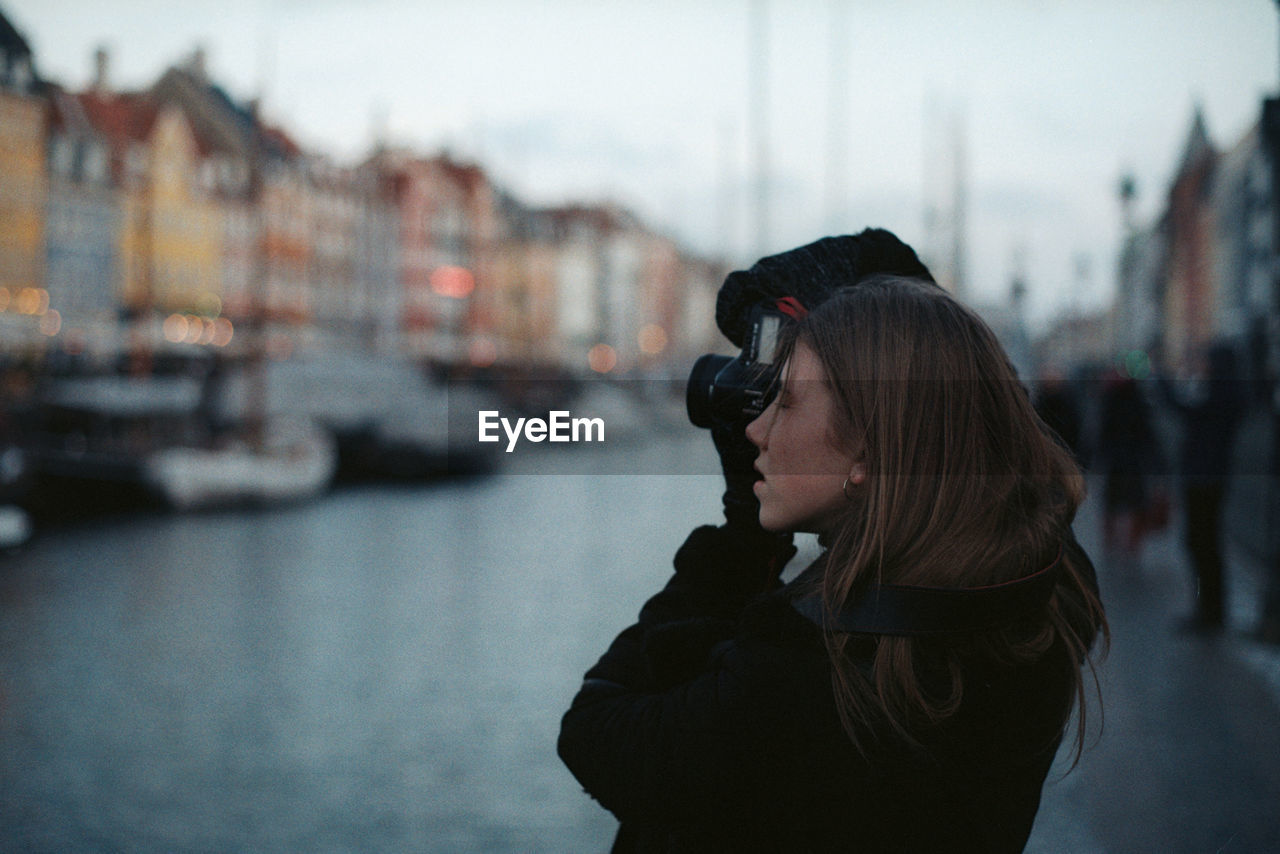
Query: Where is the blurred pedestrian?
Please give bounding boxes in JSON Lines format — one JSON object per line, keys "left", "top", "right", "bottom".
{"left": 1034, "top": 366, "right": 1084, "bottom": 462}
{"left": 1157, "top": 342, "right": 1246, "bottom": 633}
{"left": 1094, "top": 370, "right": 1164, "bottom": 554}
{"left": 559, "top": 232, "right": 1108, "bottom": 853}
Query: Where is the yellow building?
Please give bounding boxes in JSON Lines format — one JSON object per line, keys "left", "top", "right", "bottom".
{"left": 86, "top": 94, "right": 221, "bottom": 319}
{"left": 0, "top": 88, "right": 47, "bottom": 313}
{"left": 146, "top": 105, "right": 221, "bottom": 315}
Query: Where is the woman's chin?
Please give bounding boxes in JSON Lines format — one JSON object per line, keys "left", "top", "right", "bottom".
{"left": 756, "top": 509, "right": 790, "bottom": 533}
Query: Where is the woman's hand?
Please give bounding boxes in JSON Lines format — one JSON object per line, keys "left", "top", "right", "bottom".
{"left": 711, "top": 421, "right": 763, "bottom": 531}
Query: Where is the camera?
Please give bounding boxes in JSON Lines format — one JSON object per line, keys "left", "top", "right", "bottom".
{"left": 686, "top": 303, "right": 788, "bottom": 430}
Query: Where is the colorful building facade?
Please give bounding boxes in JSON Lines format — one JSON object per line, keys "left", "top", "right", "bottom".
{"left": 78, "top": 90, "right": 221, "bottom": 321}
{"left": 1163, "top": 108, "right": 1218, "bottom": 364}
{"left": 0, "top": 38, "right": 726, "bottom": 376}
{"left": 0, "top": 43, "right": 46, "bottom": 331}
{"left": 352, "top": 159, "right": 400, "bottom": 355}
{"left": 378, "top": 150, "right": 497, "bottom": 363}
{"left": 144, "top": 105, "right": 222, "bottom": 316}
{"left": 1110, "top": 102, "right": 1279, "bottom": 386}
{"left": 45, "top": 86, "right": 119, "bottom": 343}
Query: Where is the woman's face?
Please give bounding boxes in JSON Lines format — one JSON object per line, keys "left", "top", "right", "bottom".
{"left": 745, "top": 342, "right": 860, "bottom": 535}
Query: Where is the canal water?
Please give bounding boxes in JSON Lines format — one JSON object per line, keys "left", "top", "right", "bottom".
{"left": 0, "top": 430, "right": 737, "bottom": 852}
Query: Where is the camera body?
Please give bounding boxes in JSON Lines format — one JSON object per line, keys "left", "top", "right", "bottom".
{"left": 686, "top": 303, "right": 788, "bottom": 431}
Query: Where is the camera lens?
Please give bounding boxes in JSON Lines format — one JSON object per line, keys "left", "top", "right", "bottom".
{"left": 686, "top": 353, "right": 733, "bottom": 429}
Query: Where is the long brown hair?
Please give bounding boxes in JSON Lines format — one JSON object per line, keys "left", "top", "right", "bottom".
{"left": 779, "top": 275, "right": 1108, "bottom": 763}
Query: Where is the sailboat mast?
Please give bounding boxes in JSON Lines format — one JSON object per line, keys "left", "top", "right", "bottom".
{"left": 245, "top": 99, "right": 267, "bottom": 450}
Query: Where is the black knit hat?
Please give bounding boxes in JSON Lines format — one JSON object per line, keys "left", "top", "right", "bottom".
{"left": 715, "top": 227, "right": 936, "bottom": 347}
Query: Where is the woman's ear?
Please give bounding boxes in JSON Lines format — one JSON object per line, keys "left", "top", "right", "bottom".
{"left": 848, "top": 460, "right": 867, "bottom": 485}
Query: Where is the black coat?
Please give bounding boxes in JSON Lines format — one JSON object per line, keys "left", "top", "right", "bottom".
{"left": 559, "top": 525, "right": 1087, "bottom": 853}
{"left": 1156, "top": 373, "right": 1245, "bottom": 487}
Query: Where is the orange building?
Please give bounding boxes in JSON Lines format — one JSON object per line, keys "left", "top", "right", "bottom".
{"left": 489, "top": 195, "right": 561, "bottom": 369}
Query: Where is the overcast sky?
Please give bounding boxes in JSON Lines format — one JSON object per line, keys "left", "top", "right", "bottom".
{"left": 6, "top": 0, "right": 1276, "bottom": 329}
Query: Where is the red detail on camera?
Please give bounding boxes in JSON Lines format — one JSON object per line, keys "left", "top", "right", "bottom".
{"left": 774, "top": 296, "right": 808, "bottom": 319}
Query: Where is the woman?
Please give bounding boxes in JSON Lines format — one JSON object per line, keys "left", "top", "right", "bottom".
{"left": 559, "top": 267, "right": 1108, "bottom": 853}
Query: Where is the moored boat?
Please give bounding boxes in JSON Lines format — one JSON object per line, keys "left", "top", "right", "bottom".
{"left": 143, "top": 416, "right": 336, "bottom": 511}
{"left": 29, "top": 362, "right": 338, "bottom": 513}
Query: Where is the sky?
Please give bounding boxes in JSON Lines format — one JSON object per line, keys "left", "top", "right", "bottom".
{"left": 5, "top": 0, "right": 1277, "bottom": 330}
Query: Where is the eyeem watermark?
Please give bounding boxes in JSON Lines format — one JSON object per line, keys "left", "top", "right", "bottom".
{"left": 478, "top": 410, "right": 605, "bottom": 452}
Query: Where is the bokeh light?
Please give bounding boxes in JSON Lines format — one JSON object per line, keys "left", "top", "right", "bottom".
{"left": 638, "top": 324, "right": 668, "bottom": 355}
{"left": 430, "top": 266, "right": 475, "bottom": 299}
{"left": 38, "top": 309, "right": 61, "bottom": 336}
{"left": 183, "top": 315, "right": 205, "bottom": 344}
{"left": 163, "top": 313, "right": 189, "bottom": 343}
{"left": 1122, "top": 349, "right": 1151, "bottom": 380}
{"left": 211, "top": 318, "right": 234, "bottom": 347}
{"left": 15, "top": 287, "right": 46, "bottom": 315}
{"left": 587, "top": 343, "right": 617, "bottom": 374}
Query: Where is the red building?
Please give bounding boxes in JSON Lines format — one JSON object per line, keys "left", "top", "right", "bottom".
{"left": 373, "top": 149, "right": 499, "bottom": 365}
{"left": 1163, "top": 107, "right": 1219, "bottom": 365}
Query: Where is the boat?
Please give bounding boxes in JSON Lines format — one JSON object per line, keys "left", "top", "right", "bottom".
{"left": 29, "top": 359, "right": 338, "bottom": 513}
{"left": 143, "top": 415, "right": 336, "bottom": 511}
{"left": 229, "top": 351, "right": 500, "bottom": 480}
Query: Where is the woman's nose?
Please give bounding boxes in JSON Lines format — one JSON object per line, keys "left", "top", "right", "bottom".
{"left": 745, "top": 403, "right": 771, "bottom": 449}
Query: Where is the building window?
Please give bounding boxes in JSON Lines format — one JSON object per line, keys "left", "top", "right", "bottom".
{"left": 127, "top": 147, "right": 147, "bottom": 182}
{"left": 85, "top": 145, "right": 108, "bottom": 184}
{"left": 50, "top": 136, "right": 74, "bottom": 177}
